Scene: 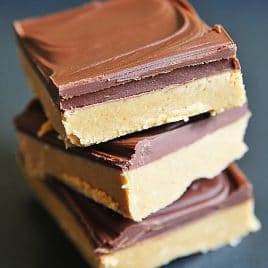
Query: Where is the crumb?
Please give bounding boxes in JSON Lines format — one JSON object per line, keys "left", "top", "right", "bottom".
{"left": 37, "top": 120, "right": 53, "bottom": 137}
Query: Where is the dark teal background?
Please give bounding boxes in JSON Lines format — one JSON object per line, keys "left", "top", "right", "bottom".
{"left": 1, "top": 1, "right": 267, "bottom": 267}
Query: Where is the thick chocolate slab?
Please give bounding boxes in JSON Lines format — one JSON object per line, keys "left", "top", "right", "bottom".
{"left": 14, "top": 100, "right": 248, "bottom": 169}
{"left": 14, "top": 0, "right": 237, "bottom": 108}
{"left": 45, "top": 165, "right": 252, "bottom": 254}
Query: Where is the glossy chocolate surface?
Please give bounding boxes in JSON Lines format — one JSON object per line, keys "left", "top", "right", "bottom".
{"left": 15, "top": 0, "right": 238, "bottom": 108}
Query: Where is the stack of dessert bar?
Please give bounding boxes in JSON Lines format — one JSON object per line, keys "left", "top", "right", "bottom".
{"left": 13, "top": 0, "right": 260, "bottom": 267}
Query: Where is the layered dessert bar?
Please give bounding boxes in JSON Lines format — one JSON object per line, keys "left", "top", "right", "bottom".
{"left": 25, "top": 164, "right": 260, "bottom": 268}
{"left": 14, "top": 0, "right": 246, "bottom": 146}
{"left": 15, "top": 101, "right": 250, "bottom": 220}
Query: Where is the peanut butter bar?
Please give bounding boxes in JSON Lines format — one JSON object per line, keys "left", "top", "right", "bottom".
{"left": 14, "top": 0, "right": 246, "bottom": 146}
{"left": 25, "top": 164, "right": 260, "bottom": 268}
{"left": 15, "top": 100, "right": 250, "bottom": 220}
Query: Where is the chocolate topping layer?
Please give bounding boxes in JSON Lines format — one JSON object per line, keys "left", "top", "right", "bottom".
{"left": 14, "top": 100, "right": 249, "bottom": 169}
{"left": 45, "top": 165, "right": 252, "bottom": 253}
{"left": 15, "top": 0, "right": 238, "bottom": 107}
{"left": 60, "top": 59, "right": 235, "bottom": 110}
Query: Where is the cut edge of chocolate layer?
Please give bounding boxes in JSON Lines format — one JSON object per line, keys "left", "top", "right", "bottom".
{"left": 59, "top": 59, "right": 238, "bottom": 110}
{"left": 18, "top": 43, "right": 238, "bottom": 110}
{"left": 14, "top": 100, "right": 249, "bottom": 170}
{"left": 42, "top": 164, "right": 252, "bottom": 254}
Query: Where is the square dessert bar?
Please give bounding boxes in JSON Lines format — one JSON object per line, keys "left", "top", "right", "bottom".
{"left": 14, "top": 0, "right": 246, "bottom": 146}
{"left": 15, "top": 101, "right": 250, "bottom": 221}
{"left": 26, "top": 164, "right": 260, "bottom": 268}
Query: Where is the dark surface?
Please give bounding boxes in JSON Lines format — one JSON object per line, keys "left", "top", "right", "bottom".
{"left": 0, "top": 0, "right": 267, "bottom": 267}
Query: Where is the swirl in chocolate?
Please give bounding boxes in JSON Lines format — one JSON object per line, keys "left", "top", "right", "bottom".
{"left": 15, "top": 0, "right": 237, "bottom": 101}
